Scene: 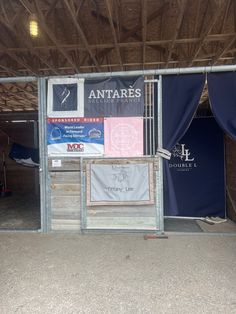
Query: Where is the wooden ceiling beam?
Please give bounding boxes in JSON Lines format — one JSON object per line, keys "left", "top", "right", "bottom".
{"left": 0, "top": 7, "right": 59, "bottom": 76}
{"left": 0, "top": 46, "right": 37, "bottom": 75}
{"left": 142, "top": 0, "right": 147, "bottom": 68}
{"left": 212, "top": 36, "right": 236, "bottom": 64}
{"left": 45, "top": 0, "right": 60, "bottom": 18}
{"left": 91, "top": 2, "right": 169, "bottom": 63}
{"left": 104, "top": 0, "right": 123, "bottom": 70}
{"left": 214, "top": 0, "right": 232, "bottom": 57}
{"left": 0, "top": 111, "right": 38, "bottom": 121}
{"left": 189, "top": 0, "right": 225, "bottom": 66}
{"left": 63, "top": 0, "right": 101, "bottom": 71}
{"left": 92, "top": 8, "right": 169, "bottom": 62}
{"left": 0, "top": 84, "right": 35, "bottom": 105}
{"left": 0, "top": 32, "right": 234, "bottom": 54}
{"left": 22, "top": 0, "right": 79, "bottom": 73}
{"left": 0, "top": 64, "right": 18, "bottom": 76}
{"left": 166, "top": 0, "right": 187, "bottom": 67}
{"left": 14, "top": 84, "right": 38, "bottom": 100}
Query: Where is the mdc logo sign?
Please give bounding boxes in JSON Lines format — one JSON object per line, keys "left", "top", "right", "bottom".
{"left": 67, "top": 143, "right": 84, "bottom": 152}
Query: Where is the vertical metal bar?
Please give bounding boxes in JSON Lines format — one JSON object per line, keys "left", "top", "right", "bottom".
{"left": 149, "top": 81, "right": 152, "bottom": 155}
{"left": 154, "top": 159, "right": 160, "bottom": 231}
{"left": 157, "top": 75, "right": 164, "bottom": 233}
{"left": 80, "top": 157, "right": 87, "bottom": 230}
{"left": 152, "top": 81, "right": 155, "bottom": 156}
{"left": 38, "top": 77, "right": 49, "bottom": 233}
{"left": 33, "top": 121, "right": 39, "bottom": 196}
{"left": 144, "top": 81, "right": 148, "bottom": 155}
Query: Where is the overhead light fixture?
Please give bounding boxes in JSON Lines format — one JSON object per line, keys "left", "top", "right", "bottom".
{"left": 29, "top": 14, "right": 38, "bottom": 37}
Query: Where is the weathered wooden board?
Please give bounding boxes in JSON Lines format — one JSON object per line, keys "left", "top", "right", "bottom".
{"left": 48, "top": 156, "right": 159, "bottom": 171}
{"left": 51, "top": 219, "right": 80, "bottom": 231}
{"left": 49, "top": 171, "right": 81, "bottom": 231}
{"left": 86, "top": 217, "right": 156, "bottom": 230}
{"left": 48, "top": 158, "right": 81, "bottom": 171}
{"left": 87, "top": 205, "right": 156, "bottom": 217}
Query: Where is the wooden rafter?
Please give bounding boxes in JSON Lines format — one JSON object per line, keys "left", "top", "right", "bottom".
{"left": 63, "top": 0, "right": 101, "bottom": 71}
{"left": 213, "top": 0, "right": 232, "bottom": 62}
{"left": 0, "top": 5, "right": 59, "bottom": 75}
{"left": 0, "top": 45, "right": 37, "bottom": 75}
{"left": 104, "top": 0, "right": 123, "bottom": 70}
{"left": 142, "top": 0, "right": 147, "bottom": 68}
{"left": 212, "top": 36, "right": 236, "bottom": 65}
{"left": 166, "top": 0, "right": 187, "bottom": 67}
{"left": 34, "top": 0, "right": 79, "bottom": 72}
{"left": 91, "top": 2, "right": 169, "bottom": 64}
{"left": 14, "top": 84, "right": 37, "bottom": 100}
{"left": 189, "top": 0, "right": 225, "bottom": 66}
{"left": 0, "top": 84, "right": 34, "bottom": 105}
{"left": 19, "top": 0, "right": 80, "bottom": 73}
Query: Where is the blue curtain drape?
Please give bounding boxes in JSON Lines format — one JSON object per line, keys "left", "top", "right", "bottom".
{"left": 208, "top": 72, "right": 236, "bottom": 141}
{"left": 162, "top": 74, "right": 205, "bottom": 215}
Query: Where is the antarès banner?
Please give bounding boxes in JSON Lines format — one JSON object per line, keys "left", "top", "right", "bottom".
{"left": 47, "top": 117, "right": 104, "bottom": 156}
{"left": 84, "top": 76, "right": 144, "bottom": 117}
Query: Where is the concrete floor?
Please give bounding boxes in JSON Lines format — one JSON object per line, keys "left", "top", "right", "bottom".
{"left": 0, "top": 233, "right": 236, "bottom": 314}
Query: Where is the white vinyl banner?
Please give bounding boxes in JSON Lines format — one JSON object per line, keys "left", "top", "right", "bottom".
{"left": 87, "top": 162, "right": 154, "bottom": 205}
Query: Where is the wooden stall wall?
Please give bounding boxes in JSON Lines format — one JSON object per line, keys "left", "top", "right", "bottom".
{"left": 225, "top": 135, "right": 236, "bottom": 222}
{"left": 0, "top": 121, "right": 38, "bottom": 195}
{"left": 48, "top": 157, "right": 159, "bottom": 232}
{"left": 49, "top": 158, "right": 81, "bottom": 231}
{"left": 85, "top": 158, "right": 158, "bottom": 231}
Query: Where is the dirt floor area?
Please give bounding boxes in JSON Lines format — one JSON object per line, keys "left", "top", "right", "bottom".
{"left": 0, "top": 194, "right": 40, "bottom": 230}
{"left": 0, "top": 233, "right": 236, "bottom": 314}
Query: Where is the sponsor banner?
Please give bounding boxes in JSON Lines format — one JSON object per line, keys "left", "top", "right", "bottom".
{"left": 47, "top": 78, "right": 84, "bottom": 117}
{"left": 47, "top": 117, "right": 104, "bottom": 156}
{"left": 84, "top": 76, "right": 144, "bottom": 117}
{"left": 166, "top": 118, "right": 225, "bottom": 217}
{"left": 86, "top": 162, "right": 154, "bottom": 205}
{"left": 104, "top": 117, "right": 143, "bottom": 157}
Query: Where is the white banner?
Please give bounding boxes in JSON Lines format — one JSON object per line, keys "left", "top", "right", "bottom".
{"left": 86, "top": 161, "right": 154, "bottom": 205}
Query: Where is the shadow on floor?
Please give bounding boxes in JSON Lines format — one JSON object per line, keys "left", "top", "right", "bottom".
{"left": 0, "top": 193, "right": 40, "bottom": 230}
{"left": 164, "top": 217, "right": 236, "bottom": 233}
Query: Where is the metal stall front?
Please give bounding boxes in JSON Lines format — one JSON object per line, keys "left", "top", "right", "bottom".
{"left": 7, "top": 63, "right": 235, "bottom": 234}
{"left": 47, "top": 75, "right": 164, "bottom": 234}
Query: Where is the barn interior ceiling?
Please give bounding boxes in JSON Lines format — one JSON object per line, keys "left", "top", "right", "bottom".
{"left": 0, "top": 0, "right": 235, "bottom": 112}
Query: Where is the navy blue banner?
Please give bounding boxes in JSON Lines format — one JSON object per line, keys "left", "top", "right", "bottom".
{"left": 164, "top": 118, "right": 225, "bottom": 217}
{"left": 208, "top": 72, "right": 236, "bottom": 141}
{"left": 84, "top": 76, "right": 144, "bottom": 117}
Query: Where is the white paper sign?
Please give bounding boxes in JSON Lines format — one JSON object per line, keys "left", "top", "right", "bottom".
{"left": 52, "top": 159, "right": 62, "bottom": 167}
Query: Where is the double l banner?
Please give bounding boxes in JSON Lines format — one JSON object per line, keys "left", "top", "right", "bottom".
{"left": 165, "top": 118, "right": 225, "bottom": 217}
